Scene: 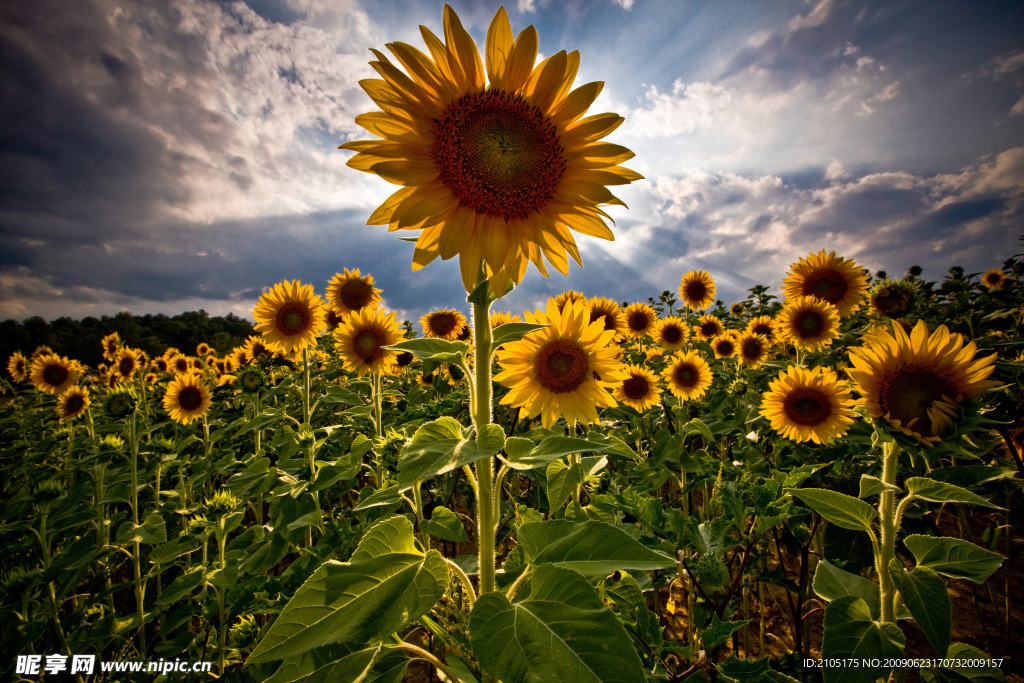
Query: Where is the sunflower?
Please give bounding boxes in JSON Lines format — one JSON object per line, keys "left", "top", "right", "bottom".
{"left": 236, "top": 366, "right": 266, "bottom": 394}
{"left": 168, "top": 354, "right": 192, "bottom": 376}
{"left": 56, "top": 386, "right": 90, "bottom": 421}
{"left": 623, "top": 302, "right": 658, "bottom": 338}
{"left": 729, "top": 302, "right": 745, "bottom": 316}
{"left": 7, "top": 351, "right": 28, "bottom": 382}
{"left": 695, "top": 314, "right": 725, "bottom": 340}
{"left": 869, "top": 279, "right": 916, "bottom": 318}
{"left": 760, "top": 366, "right": 856, "bottom": 444}
{"left": 195, "top": 343, "right": 211, "bottom": 357}
{"left": 711, "top": 332, "right": 739, "bottom": 359}
{"left": 326, "top": 268, "right": 383, "bottom": 316}
{"left": 152, "top": 357, "right": 169, "bottom": 374}
{"left": 981, "top": 269, "right": 1007, "bottom": 290}
{"left": 613, "top": 364, "right": 662, "bottom": 412}
{"left": 163, "top": 372, "right": 213, "bottom": 425}
{"left": 30, "top": 354, "right": 80, "bottom": 395}
{"left": 244, "top": 336, "right": 273, "bottom": 363}
{"left": 420, "top": 308, "right": 468, "bottom": 340}
{"left": 554, "top": 290, "right": 588, "bottom": 313}
{"left": 495, "top": 298, "right": 627, "bottom": 428}
{"left": 417, "top": 371, "right": 436, "bottom": 388}
{"left": 339, "top": 6, "right": 642, "bottom": 292}
{"left": 654, "top": 316, "right": 689, "bottom": 352}
{"left": 778, "top": 296, "right": 840, "bottom": 351}
{"left": 252, "top": 280, "right": 328, "bottom": 354}
{"left": 662, "top": 350, "right": 713, "bottom": 401}
{"left": 335, "top": 306, "right": 403, "bottom": 376}
{"left": 113, "top": 347, "right": 144, "bottom": 382}
{"left": 737, "top": 332, "right": 771, "bottom": 368}
{"left": 847, "top": 319, "right": 999, "bottom": 446}
{"left": 394, "top": 351, "right": 416, "bottom": 369}
{"left": 679, "top": 270, "right": 716, "bottom": 310}
{"left": 588, "top": 296, "right": 626, "bottom": 341}
{"left": 100, "top": 332, "right": 121, "bottom": 361}
{"left": 103, "top": 387, "right": 137, "bottom": 419}
{"left": 489, "top": 311, "right": 522, "bottom": 328}
{"left": 745, "top": 316, "right": 778, "bottom": 344}
{"left": 782, "top": 250, "right": 869, "bottom": 317}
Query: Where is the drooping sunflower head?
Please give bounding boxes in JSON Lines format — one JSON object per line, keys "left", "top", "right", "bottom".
{"left": 163, "top": 372, "right": 213, "bottom": 426}
{"left": 869, "top": 278, "right": 917, "bottom": 318}
{"left": 100, "top": 332, "right": 121, "bottom": 361}
{"left": 745, "top": 316, "right": 778, "bottom": 343}
{"left": 588, "top": 296, "right": 626, "bottom": 341}
{"left": 554, "top": 290, "right": 588, "bottom": 313}
{"left": 252, "top": 280, "right": 328, "bottom": 354}
{"left": 420, "top": 308, "right": 468, "bottom": 340}
{"left": 679, "top": 270, "right": 716, "bottom": 310}
{"left": 56, "top": 386, "right": 90, "bottom": 421}
{"left": 340, "top": 5, "right": 642, "bottom": 293}
{"left": 30, "top": 354, "right": 80, "bottom": 395}
{"left": 778, "top": 296, "right": 841, "bottom": 351}
{"left": 103, "top": 387, "right": 137, "bottom": 419}
{"left": 782, "top": 250, "right": 869, "bottom": 317}
{"left": 236, "top": 366, "right": 266, "bottom": 394}
{"left": 737, "top": 332, "right": 772, "bottom": 368}
{"left": 847, "top": 319, "right": 1000, "bottom": 446}
{"left": 981, "top": 269, "right": 1007, "bottom": 290}
{"left": 695, "top": 314, "right": 725, "bottom": 340}
{"left": 623, "top": 302, "right": 658, "bottom": 338}
{"left": 760, "top": 366, "right": 857, "bottom": 444}
{"left": 654, "top": 316, "right": 690, "bottom": 352}
{"left": 662, "top": 350, "right": 713, "bottom": 401}
{"left": 495, "top": 298, "right": 627, "bottom": 428}
{"left": 711, "top": 332, "right": 739, "bottom": 359}
{"left": 614, "top": 364, "right": 662, "bottom": 412}
{"left": 335, "top": 306, "right": 403, "bottom": 376}
{"left": 7, "top": 351, "right": 28, "bottom": 382}
{"left": 326, "top": 268, "right": 383, "bottom": 316}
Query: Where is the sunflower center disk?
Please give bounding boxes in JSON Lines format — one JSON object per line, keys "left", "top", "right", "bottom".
{"left": 535, "top": 339, "right": 590, "bottom": 394}
{"left": 796, "top": 311, "right": 825, "bottom": 338}
{"left": 742, "top": 339, "right": 763, "bottom": 359}
{"left": 662, "top": 326, "right": 683, "bottom": 344}
{"left": 354, "top": 329, "right": 384, "bottom": 362}
{"left": 880, "top": 366, "right": 958, "bottom": 434}
{"left": 340, "top": 281, "right": 374, "bottom": 311}
{"left": 178, "top": 387, "right": 203, "bottom": 412}
{"left": 119, "top": 358, "right": 134, "bottom": 376}
{"left": 686, "top": 282, "right": 707, "bottom": 302}
{"left": 277, "top": 304, "right": 310, "bottom": 336}
{"left": 43, "top": 365, "right": 69, "bottom": 387}
{"left": 622, "top": 376, "right": 650, "bottom": 400}
{"left": 433, "top": 90, "right": 565, "bottom": 220}
{"left": 627, "top": 312, "right": 649, "bottom": 332}
{"left": 783, "top": 389, "right": 831, "bottom": 426}
{"left": 804, "top": 271, "right": 848, "bottom": 304}
{"left": 429, "top": 313, "right": 458, "bottom": 337}
{"left": 674, "top": 365, "right": 698, "bottom": 387}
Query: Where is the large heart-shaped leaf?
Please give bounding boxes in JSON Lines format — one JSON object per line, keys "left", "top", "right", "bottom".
{"left": 517, "top": 520, "right": 676, "bottom": 576}
{"left": 785, "top": 488, "right": 877, "bottom": 534}
{"left": 904, "top": 478, "right": 1001, "bottom": 509}
{"left": 397, "top": 417, "right": 504, "bottom": 489}
{"left": 903, "top": 535, "right": 1004, "bottom": 584}
{"left": 888, "top": 560, "right": 950, "bottom": 657}
{"left": 820, "top": 596, "right": 905, "bottom": 683}
{"left": 469, "top": 564, "right": 645, "bottom": 682}
{"left": 264, "top": 642, "right": 408, "bottom": 683}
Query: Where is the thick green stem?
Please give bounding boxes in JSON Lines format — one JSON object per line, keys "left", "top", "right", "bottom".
{"left": 877, "top": 440, "right": 898, "bottom": 624}
{"left": 471, "top": 278, "right": 496, "bottom": 596}
{"left": 129, "top": 413, "right": 147, "bottom": 654}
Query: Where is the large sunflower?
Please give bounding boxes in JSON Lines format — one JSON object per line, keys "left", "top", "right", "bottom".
{"left": 7, "top": 351, "right": 28, "bottom": 382}
{"left": 869, "top": 279, "right": 916, "bottom": 318}
{"left": 782, "top": 250, "right": 869, "bottom": 317}
{"left": 695, "top": 314, "right": 725, "bottom": 340}
{"left": 737, "top": 332, "right": 771, "bottom": 368}
{"left": 981, "top": 269, "right": 1007, "bottom": 290}
{"left": 679, "top": 270, "right": 716, "bottom": 310}
{"left": 613, "top": 364, "right": 662, "bottom": 412}
{"left": 339, "top": 6, "right": 642, "bottom": 292}
{"left": 252, "top": 280, "right": 328, "bottom": 354}
{"left": 760, "top": 366, "right": 856, "bottom": 444}
{"left": 30, "top": 354, "right": 80, "bottom": 395}
{"left": 663, "top": 350, "right": 713, "bottom": 401}
{"left": 745, "top": 316, "right": 778, "bottom": 344}
{"left": 846, "top": 319, "right": 999, "bottom": 446}
{"left": 335, "top": 306, "right": 403, "bottom": 376}
{"left": 778, "top": 296, "right": 840, "bottom": 351}
{"left": 711, "top": 332, "right": 739, "bottom": 359}
{"left": 163, "top": 372, "right": 213, "bottom": 425}
{"left": 588, "top": 296, "right": 626, "bottom": 341}
{"left": 654, "top": 316, "right": 690, "bottom": 352}
{"left": 113, "top": 347, "right": 145, "bottom": 383}
{"left": 495, "top": 298, "right": 627, "bottom": 428}
{"left": 420, "top": 308, "right": 468, "bottom": 340}
{"left": 623, "top": 302, "right": 658, "bottom": 338}
{"left": 56, "top": 386, "right": 91, "bottom": 421}
{"left": 326, "top": 268, "right": 383, "bottom": 316}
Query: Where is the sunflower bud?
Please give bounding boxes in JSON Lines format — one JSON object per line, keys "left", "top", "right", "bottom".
{"left": 230, "top": 614, "right": 260, "bottom": 649}
{"left": 691, "top": 555, "right": 729, "bottom": 589}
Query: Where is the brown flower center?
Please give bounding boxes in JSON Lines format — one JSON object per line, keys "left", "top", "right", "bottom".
{"left": 353, "top": 328, "right": 386, "bottom": 364}
{"left": 879, "top": 366, "right": 958, "bottom": 436}
{"left": 396, "top": 351, "right": 414, "bottom": 367}
{"left": 700, "top": 321, "right": 720, "bottom": 337}
{"left": 535, "top": 339, "right": 590, "bottom": 394}
{"left": 803, "top": 269, "right": 848, "bottom": 305}
{"left": 795, "top": 310, "right": 826, "bottom": 339}
{"left": 119, "top": 357, "right": 135, "bottom": 377}
{"left": 427, "top": 312, "right": 459, "bottom": 338}
{"left": 873, "top": 287, "right": 910, "bottom": 317}
{"left": 591, "top": 310, "right": 617, "bottom": 332}
{"left": 673, "top": 363, "right": 699, "bottom": 388}
{"left": 432, "top": 90, "right": 565, "bottom": 220}
{"left": 627, "top": 310, "right": 651, "bottom": 333}
{"left": 714, "top": 339, "right": 736, "bottom": 356}
{"left": 63, "top": 393, "right": 85, "bottom": 416}
{"left": 783, "top": 388, "right": 832, "bottom": 426}
{"left": 177, "top": 386, "right": 204, "bottom": 412}
{"left": 684, "top": 280, "right": 707, "bottom": 303}
{"left": 622, "top": 375, "right": 650, "bottom": 400}
{"left": 661, "top": 324, "right": 684, "bottom": 345}
{"left": 741, "top": 337, "right": 764, "bottom": 361}
{"left": 338, "top": 279, "right": 374, "bottom": 312}
{"left": 276, "top": 303, "right": 310, "bottom": 336}
{"left": 43, "top": 364, "right": 69, "bottom": 388}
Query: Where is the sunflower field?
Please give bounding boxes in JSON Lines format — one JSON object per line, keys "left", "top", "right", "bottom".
{"left": 3, "top": 6, "right": 1024, "bottom": 683}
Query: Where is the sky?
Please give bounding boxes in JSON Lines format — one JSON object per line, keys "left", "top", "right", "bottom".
{"left": 2, "top": 0, "right": 1023, "bottom": 326}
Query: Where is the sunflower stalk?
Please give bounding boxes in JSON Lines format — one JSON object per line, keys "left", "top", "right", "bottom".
{"left": 876, "top": 438, "right": 899, "bottom": 624}
{"left": 470, "top": 268, "right": 497, "bottom": 598}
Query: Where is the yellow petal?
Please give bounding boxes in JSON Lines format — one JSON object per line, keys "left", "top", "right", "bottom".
{"left": 370, "top": 160, "right": 439, "bottom": 186}
{"left": 485, "top": 7, "right": 514, "bottom": 88}
{"left": 551, "top": 81, "right": 603, "bottom": 124}
{"left": 367, "top": 187, "right": 416, "bottom": 225}
{"left": 443, "top": 4, "right": 484, "bottom": 92}
{"left": 504, "top": 25, "right": 538, "bottom": 93}
{"left": 524, "top": 51, "right": 567, "bottom": 113}
{"left": 563, "top": 113, "right": 625, "bottom": 144}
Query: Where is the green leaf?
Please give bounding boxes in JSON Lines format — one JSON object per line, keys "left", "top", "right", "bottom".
{"left": 504, "top": 434, "right": 631, "bottom": 471}
{"left": 155, "top": 566, "right": 205, "bottom": 606}
{"left": 397, "top": 417, "right": 504, "bottom": 490}
{"left": 320, "top": 384, "right": 368, "bottom": 405}
{"left": 117, "top": 513, "right": 168, "bottom": 545}
{"left": 785, "top": 488, "right": 877, "bottom": 534}
{"left": 820, "top": 596, "right": 905, "bottom": 683}
{"left": 248, "top": 516, "right": 449, "bottom": 664}
{"left": 228, "top": 457, "right": 277, "bottom": 497}
{"left": 353, "top": 486, "right": 402, "bottom": 512}
{"left": 263, "top": 642, "right": 409, "bottom": 683}
{"left": 858, "top": 474, "right": 901, "bottom": 499}
{"left": 149, "top": 535, "right": 203, "bottom": 566}
{"left": 545, "top": 459, "right": 583, "bottom": 512}
{"left": 681, "top": 417, "right": 715, "bottom": 443}
{"left": 420, "top": 506, "right": 468, "bottom": 543}
{"left": 903, "top": 535, "right": 1005, "bottom": 584}
{"left": 888, "top": 559, "right": 950, "bottom": 656}
{"left": 490, "top": 322, "right": 549, "bottom": 348}
{"left": 517, "top": 520, "right": 676, "bottom": 576}
{"left": 813, "top": 560, "right": 884, "bottom": 621}
{"left": 904, "top": 478, "right": 1001, "bottom": 509}
{"left": 700, "top": 613, "right": 750, "bottom": 650}
{"left": 469, "top": 564, "right": 645, "bottom": 683}
{"left": 384, "top": 338, "right": 469, "bottom": 366}
{"left": 206, "top": 560, "right": 239, "bottom": 592}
